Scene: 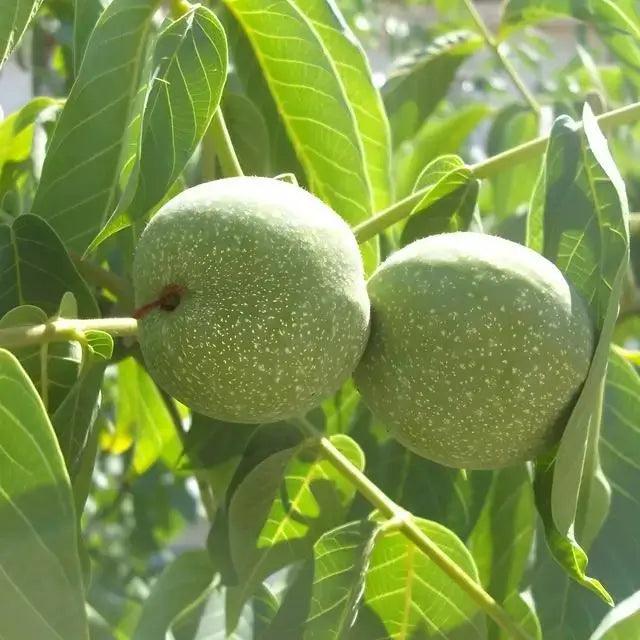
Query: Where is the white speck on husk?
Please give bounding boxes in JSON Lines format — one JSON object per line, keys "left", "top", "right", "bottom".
{"left": 134, "top": 177, "right": 370, "bottom": 423}
{"left": 354, "top": 232, "right": 595, "bottom": 470}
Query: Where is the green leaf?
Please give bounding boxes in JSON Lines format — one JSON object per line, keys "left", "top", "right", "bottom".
{"left": 222, "top": 0, "right": 392, "bottom": 274}
{"left": 221, "top": 91, "right": 270, "bottom": 176}
{"left": 400, "top": 155, "right": 479, "bottom": 246}
{"left": 362, "top": 517, "right": 484, "bottom": 638}
{"left": 394, "top": 103, "right": 490, "bottom": 199}
{"left": 500, "top": 0, "right": 640, "bottom": 73}
{"left": 468, "top": 466, "right": 536, "bottom": 639}
{"left": 382, "top": 30, "right": 483, "bottom": 147}
{"left": 0, "top": 0, "right": 44, "bottom": 68}
{"left": 170, "top": 581, "right": 277, "bottom": 639}
{"left": 31, "top": 0, "right": 160, "bottom": 253}
{"left": 362, "top": 436, "right": 491, "bottom": 540}
{"left": 0, "top": 305, "right": 82, "bottom": 413}
{"left": 468, "top": 466, "right": 535, "bottom": 603}
{"left": 227, "top": 433, "right": 364, "bottom": 627}
{"left": 0, "top": 348, "right": 88, "bottom": 639}
{"left": 590, "top": 591, "right": 640, "bottom": 640}
{"left": 133, "top": 550, "right": 215, "bottom": 640}
{"left": 499, "top": 592, "right": 541, "bottom": 640}
{"left": 303, "top": 519, "right": 381, "bottom": 639}
{"left": 127, "top": 5, "right": 227, "bottom": 222}
{"left": 0, "top": 214, "right": 98, "bottom": 318}
{"left": 117, "top": 357, "right": 182, "bottom": 475}
{"left": 0, "top": 97, "right": 62, "bottom": 175}
{"left": 527, "top": 107, "right": 629, "bottom": 539}
{"left": 73, "top": 0, "right": 109, "bottom": 75}
{"left": 487, "top": 105, "right": 540, "bottom": 219}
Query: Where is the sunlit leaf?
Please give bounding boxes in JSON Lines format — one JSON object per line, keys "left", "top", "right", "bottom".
{"left": 222, "top": 0, "right": 392, "bottom": 273}
{"left": 31, "top": 0, "right": 160, "bottom": 253}
{"left": 73, "top": 0, "right": 110, "bottom": 75}
{"left": 362, "top": 517, "right": 485, "bottom": 638}
{"left": 590, "top": 590, "right": 640, "bottom": 639}
{"left": 382, "top": 30, "right": 483, "bottom": 147}
{"left": 0, "top": 349, "right": 88, "bottom": 639}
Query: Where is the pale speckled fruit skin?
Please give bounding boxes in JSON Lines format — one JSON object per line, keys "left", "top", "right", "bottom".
{"left": 134, "top": 177, "right": 370, "bottom": 423}
{"left": 354, "top": 232, "right": 595, "bottom": 470}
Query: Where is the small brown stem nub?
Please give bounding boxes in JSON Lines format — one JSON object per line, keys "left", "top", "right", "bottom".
{"left": 133, "top": 284, "right": 186, "bottom": 320}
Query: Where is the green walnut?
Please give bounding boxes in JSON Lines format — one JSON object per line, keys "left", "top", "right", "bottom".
{"left": 133, "top": 177, "right": 370, "bottom": 423}
{"left": 354, "top": 232, "right": 595, "bottom": 469}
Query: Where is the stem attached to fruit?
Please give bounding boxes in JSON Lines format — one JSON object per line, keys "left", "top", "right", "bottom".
{"left": 296, "top": 418, "right": 532, "bottom": 640}
{"left": 354, "top": 101, "right": 640, "bottom": 245}
{"left": 0, "top": 317, "right": 138, "bottom": 349}
{"left": 133, "top": 284, "right": 186, "bottom": 320}
{"left": 208, "top": 109, "right": 244, "bottom": 178}
{"left": 461, "top": 0, "right": 541, "bottom": 115}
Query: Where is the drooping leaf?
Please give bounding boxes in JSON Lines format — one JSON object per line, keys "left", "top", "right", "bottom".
{"left": 400, "top": 155, "right": 479, "bottom": 246}
{"left": 0, "top": 214, "right": 98, "bottom": 318}
{"left": 394, "top": 103, "right": 490, "bottom": 199}
{"left": 31, "top": 0, "right": 160, "bottom": 253}
{"left": 133, "top": 550, "right": 215, "bottom": 640}
{"left": 0, "top": 0, "right": 44, "bottom": 68}
{"left": 0, "top": 349, "right": 88, "bottom": 639}
{"left": 362, "top": 517, "right": 485, "bottom": 639}
{"left": 527, "top": 106, "right": 629, "bottom": 540}
{"left": 303, "top": 519, "right": 381, "bottom": 640}
{"left": 382, "top": 30, "right": 483, "bottom": 147}
{"left": 0, "top": 305, "right": 82, "bottom": 413}
{"left": 222, "top": 0, "right": 392, "bottom": 274}
{"left": 590, "top": 590, "right": 640, "bottom": 640}
{"left": 116, "top": 357, "right": 182, "bottom": 475}
{"left": 226, "top": 433, "right": 364, "bottom": 627}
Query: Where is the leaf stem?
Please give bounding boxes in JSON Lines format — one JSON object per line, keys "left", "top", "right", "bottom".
{"left": 461, "top": 0, "right": 540, "bottom": 114}
{"left": 0, "top": 317, "right": 138, "bottom": 349}
{"left": 208, "top": 109, "right": 244, "bottom": 178}
{"left": 297, "top": 418, "right": 531, "bottom": 640}
{"left": 613, "top": 344, "right": 640, "bottom": 366}
{"left": 354, "top": 101, "right": 640, "bottom": 244}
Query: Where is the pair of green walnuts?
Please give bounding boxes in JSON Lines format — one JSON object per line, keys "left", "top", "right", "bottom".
{"left": 134, "top": 177, "right": 594, "bottom": 470}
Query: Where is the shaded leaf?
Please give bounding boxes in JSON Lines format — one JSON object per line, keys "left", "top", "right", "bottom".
{"left": 498, "top": 592, "right": 541, "bottom": 640}
{"left": 0, "top": 349, "right": 88, "bottom": 639}
{"left": 73, "top": 0, "right": 110, "bottom": 75}
{"left": 0, "top": 0, "right": 44, "bottom": 68}
{"left": 590, "top": 591, "right": 640, "bottom": 639}
{"left": 227, "top": 433, "right": 364, "bottom": 627}
{"left": 0, "top": 214, "right": 98, "bottom": 318}
{"left": 133, "top": 550, "right": 215, "bottom": 640}
{"left": 116, "top": 357, "right": 182, "bottom": 475}
{"left": 487, "top": 105, "right": 540, "bottom": 219}
{"left": 31, "top": 0, "right": 160, "bottom": 253}
{"left": 222, "top": 0, "right": 392, "bottom": 273}
{"left": 382, "top": 30, "right": 483, "bottom": 147}
{"left": 304, "top": 519, "right": 381, "bottom": 639}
